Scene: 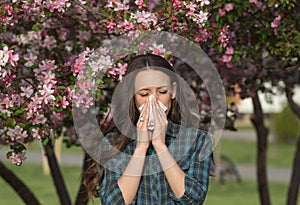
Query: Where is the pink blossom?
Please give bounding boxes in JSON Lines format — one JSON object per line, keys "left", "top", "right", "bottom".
{"left": 25, "top": 98, "right": 42, "bottom": 117}
{"left": 192, "top": 11, "right": 209, "bottom": 26}
{"left": 0, "top": 46, "right": 10, "bottom": 67}
{"left": 11, "top": 94, "right": 25, "bottom": 107}
{"left": 117, "top": 20, "right": 134, "bottom": 34}
{"left": 60, "top": 96, "right": 69, "bottom": 109}
{"left": 220, "top": 55, "right": 232, "bottom": 64}
{"left": 88, "top": 54, "right": 113, "bottom": 75}
{"left": 225, "top": 47, "right": 234, "bottom": 55}
{"left": 105, "top": 19, "right": 117, "bottom": 31}
{"left": 72, "top": 53, "right": 87, "bottom": 75}
{"left": 249, "top": 0, "right": 257, "bottom": 3}
{"left": 0, "top": 47, "right": 19, "bottom": 78}
{"left": 9, "top": 151, "right": 27, "bottom": 166}
{"left": 39, "top": 83, "right": 56, "bottom": 104}
{"left": 107, "top": 63, "right": 128, "bottom": 82}
{"left": 255, "top": 1, "right": 266, "bottom": 10}
{"left": 9, "top": 53, "right": 19, "bottom": 67}
{"left": 114, "top": 1, "right": 129, "bottom": 11}
{"left": 2, "top": 97, "right": 14, "bottom": 109}
{"left": 135, "top": 0, "right": 146, "bottom": 9}
{"left": 218, "top": 25, "right": 230, "bottom": 47}
{"left": 130, "top": 11, "right": 158, "bottom": 29}
{"left": 31, "top": 128, "right": 43, "bottom": 141}
{"left": 184, "top": 2, "right": 197, "bottom": 12}
{"left": 43, "top": 35, "right": 57, "bottom": 50}
{"left": 127, "top": 29, "right": 142, "bottom": 40}
{"left": 65, "top": 40, "right": 74, "bottom": 52}
{"left": 50, "top": 111, "right": 63, "bottom": 128}
{"left": 20, "top": 86, "right": 34, "bottom": 98}
{"left": 76, "top": 79, "right": 94, "bottom": 96}
{"left": 7, "top": 125, "right": 28, "bottom": 143}
{"left": 149, "top": 43, "right": 166, "bottom": 56}
{"left": 224, "top": 3, "right": 233, "bottom": 12}
{"left": 58, "top": 28, "right": 69, "bottom": 41}
{"left": 218, "top": 8, "right": 226, "bottom": 17}
{"left": 77, "top": 30, "right": 91, "bottom": 42}
{"left": 194, "top": 29, "right": 213, "bottom": 42}
{"left": 24, "top": 53, "right": 37, "bottom": 67}
{"left": 34, "top": 60, "right": 57, "bottom": 75}
{"left": 271, "top": 13, "right": 283, "bottom": 28}
{"left": 197, "top": 0, "right": 210, "bottom": 7}
{"left": 105, "top": 0, "right": 129, "bottom": 11}
{"left": 32, "top": 113, "right": 47, "bottom": 125}
{"left": 48, "top": 0, "right": 71, "bottom": 13}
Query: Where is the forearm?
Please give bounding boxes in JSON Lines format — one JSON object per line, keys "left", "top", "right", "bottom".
{"left": 117, "top": 147, "right": 147, "bottom": 204}
{"left": 154, "top": 144, "right": 185, "bottom": 198}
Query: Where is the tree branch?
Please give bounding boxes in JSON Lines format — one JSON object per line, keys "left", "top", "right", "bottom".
{"left": 73, "top": 0, "right": 106, "bottom": 18}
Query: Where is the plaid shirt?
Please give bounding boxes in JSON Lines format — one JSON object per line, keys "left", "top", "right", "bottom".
{"left": 99, "top": 120, "right": 211, "bottom": 205}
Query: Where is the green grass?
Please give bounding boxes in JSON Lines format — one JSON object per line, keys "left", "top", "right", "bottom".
{"left": 206, "top": 179, "right": 300, "bottom": 205}
{"left": 0, "top": 162, "right": 99, "bottom": 205}
{"left": 25, "top": 139, "right": 83, "bottom": 154}
{"left": 1, "top": 162, "right": 299, "bottom": 205}
{"left": 220, "top": 138, "right": 297, "bottom": 167}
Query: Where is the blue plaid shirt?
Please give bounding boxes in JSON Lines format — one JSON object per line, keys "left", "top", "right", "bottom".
{"left": 99, "top": 120, "right": 211, "bottom": 205}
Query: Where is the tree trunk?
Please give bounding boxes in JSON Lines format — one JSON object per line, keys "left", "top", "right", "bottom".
{"left": 0, "top": 160, "right": 40, "bottom": 205}
{"left": 286, "top": 89, "right": 300, "bottom": 205}
{"left": 251, "top": 91, "right": 271, "bottom": 205}
{"left": 75, "top": 151, "right": 90, "bottom": 205}
{"left": 44, "top": 139, "right": 71, "bottom": 205}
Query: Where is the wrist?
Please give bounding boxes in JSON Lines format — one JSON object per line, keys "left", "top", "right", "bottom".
{"left": 134, "top": 146, "right": 148, "bottom": 156}
{"left": 152, "top": 142, "right": 168, "bottom": 153}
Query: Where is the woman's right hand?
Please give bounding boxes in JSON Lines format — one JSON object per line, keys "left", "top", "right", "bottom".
{"left": 136, "top": 97, "right": 150, "bottom": 151}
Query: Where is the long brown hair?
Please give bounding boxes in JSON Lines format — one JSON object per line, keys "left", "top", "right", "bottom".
{"left": 83, "top": 54, "right": 181, "bottom": 198}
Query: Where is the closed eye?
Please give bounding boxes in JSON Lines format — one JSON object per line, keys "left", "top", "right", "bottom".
{"left": 159, "top": 90, "right": 168, "bottom": 94}
{"left": 139, "top": 92, "right": 149, "bottom": 97}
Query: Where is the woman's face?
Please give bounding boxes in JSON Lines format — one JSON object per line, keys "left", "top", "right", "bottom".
{"left": 134, "top": 70, "right": 176, "bottom": 114}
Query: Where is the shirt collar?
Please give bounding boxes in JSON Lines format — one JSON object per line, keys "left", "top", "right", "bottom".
{"left": 166, "top": 119, "right": 181, "bottom": 138}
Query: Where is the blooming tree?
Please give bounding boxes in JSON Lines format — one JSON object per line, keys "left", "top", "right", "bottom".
{"left": 0, "top": 1, "right": 231, "bottom": 204}
{"left": 209, "top": 0, "right": 300, "bottom": 204}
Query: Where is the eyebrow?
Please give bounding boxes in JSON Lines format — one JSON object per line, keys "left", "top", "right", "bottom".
{"left": 137, "top": 86, "right": 170, "bottom": 91}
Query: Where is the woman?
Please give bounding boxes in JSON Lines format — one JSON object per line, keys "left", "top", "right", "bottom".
{"left": 85, "top": 54, "right": 211, "bottom": 205}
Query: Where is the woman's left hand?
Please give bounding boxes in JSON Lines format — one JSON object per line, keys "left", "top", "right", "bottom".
{"left": 151, "top": 97, "right": 168, "bottom": 150}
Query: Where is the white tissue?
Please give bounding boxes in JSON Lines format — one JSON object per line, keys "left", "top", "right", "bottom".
{"left": 138, "top": 95, "right": 167, "bottom": 131}
{"left": 138, "top": 96, "right": 168, "bottom": 112}
{"left": 149, "top": 95, "right": 154, "bottom": 123}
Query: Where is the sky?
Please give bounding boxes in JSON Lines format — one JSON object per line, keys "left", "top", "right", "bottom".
{"left": 238, "top": 86, "right": 300, "bottom": 114}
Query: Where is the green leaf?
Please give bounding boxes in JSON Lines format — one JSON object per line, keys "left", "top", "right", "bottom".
{"left": 267, "top": 0, "right": 276, "bottom": 7}
{"left": 8, "top": 118, "right": 16, "bottom": 128}
{"left": 14, "top": 109, "right": 23, "bottom": 116}
{"left": 1, "top": 25, "right": 7, "bottom": 33}
{"left": 18, "top": 123, "right": 26, "bottom": 129}
{"left": 33, "top": 23, "right": 42, "bottom": 32}
{"left": 6, "top": 151, "right": 13, "bottom": 159}
{"left": 0, "top": 112, "right": 7, "bottom": 120}
{"left": 42, "top": 137, "right": 49, "bottom": 146}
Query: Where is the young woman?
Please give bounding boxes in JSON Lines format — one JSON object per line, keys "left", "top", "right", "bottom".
{"left": 85, "top": 54, "right": 212, "bottom": 205}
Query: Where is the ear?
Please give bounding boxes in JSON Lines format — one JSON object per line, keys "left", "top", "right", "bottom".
{"left": 171, "top": 82, "right": 177, "bottom": 99}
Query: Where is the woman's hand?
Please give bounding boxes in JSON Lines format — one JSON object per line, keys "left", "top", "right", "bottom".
{"left": 136, "top": 97, "right": 151, "bottom": 151}
{"left": 151, "top": 97, "right": 168, "bottom": 151}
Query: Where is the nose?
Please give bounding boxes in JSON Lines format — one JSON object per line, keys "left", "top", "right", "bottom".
{"left": 150, "top": 92, "right": 159, "bottom": 101}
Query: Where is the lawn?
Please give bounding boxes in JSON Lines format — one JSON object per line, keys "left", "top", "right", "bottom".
{"left": 1, "top": 162, "right": 299, "bottom": 205}
{"left": 219, "top": 138, "right": 297, "bottom": 167}
{"left": 206, "top": 178, "right": 300, "bottom": 205}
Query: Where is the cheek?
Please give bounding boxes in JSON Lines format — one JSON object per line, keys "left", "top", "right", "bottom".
{"left": 134, "top": 95, "right": 146, "bottom": 110}
{"left": 158, "top": 95, "right": 172, "bottom": 112}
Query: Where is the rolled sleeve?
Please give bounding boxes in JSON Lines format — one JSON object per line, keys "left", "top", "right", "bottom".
{"left": 99, "top": 169, "right": 125, "bottom": 205}
{"left": 169, "top": 131, "right": 211, "bottom": 204}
